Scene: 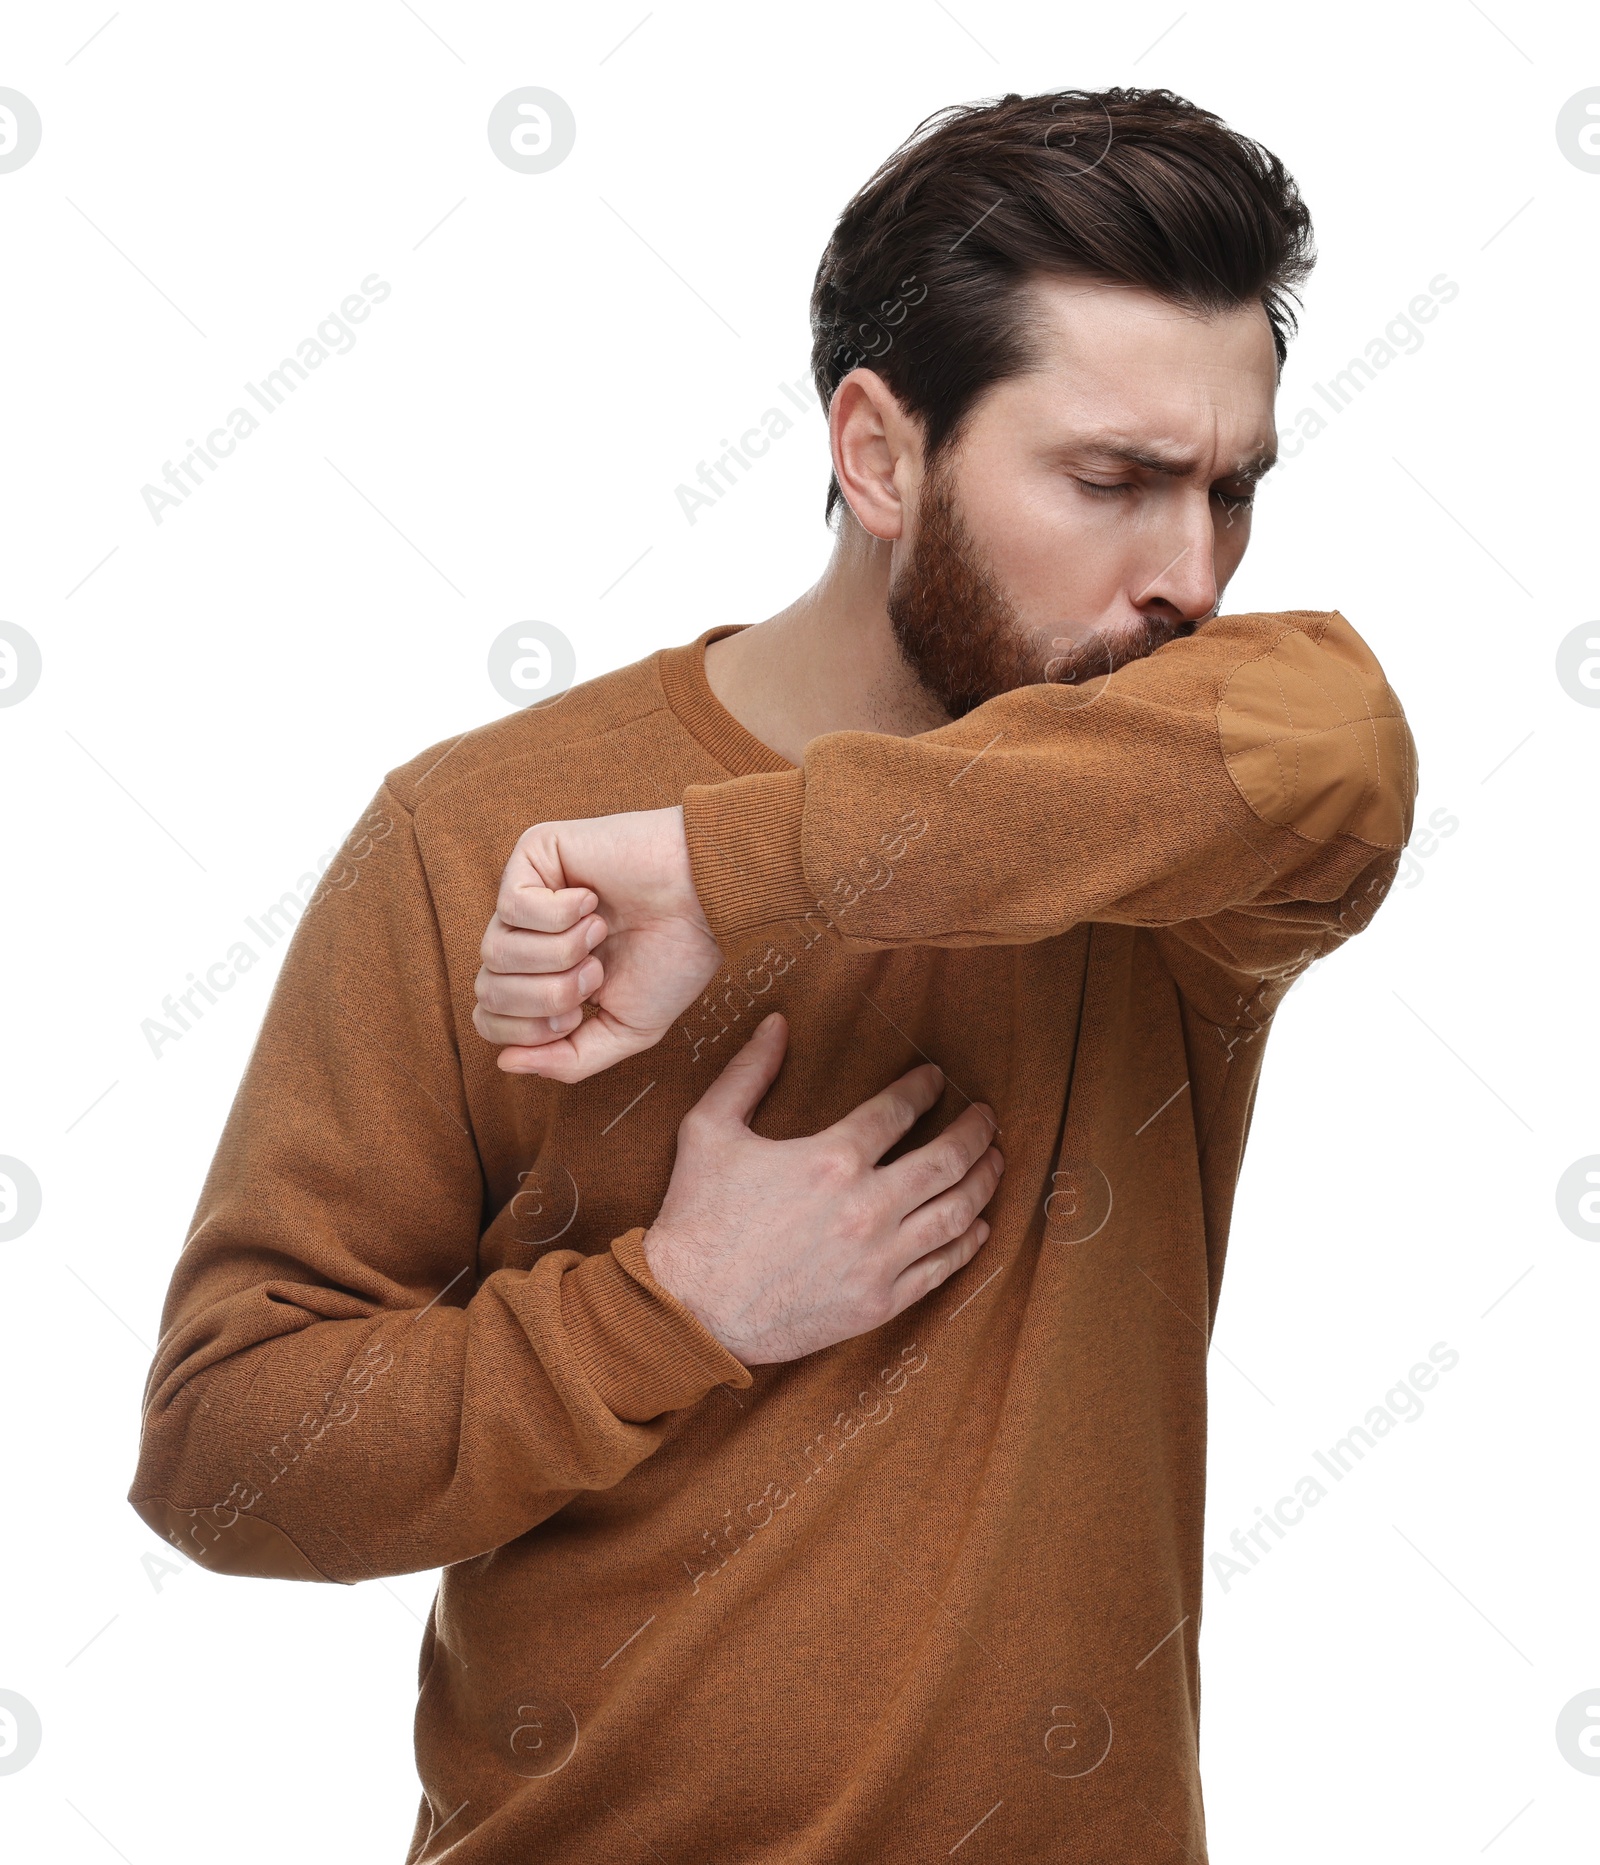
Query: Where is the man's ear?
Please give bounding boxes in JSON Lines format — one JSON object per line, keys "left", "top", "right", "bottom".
{"left": 829, "top": 368, "right": 922, "bottom": 542}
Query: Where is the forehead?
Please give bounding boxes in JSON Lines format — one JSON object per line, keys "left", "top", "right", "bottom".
{"left": 975, "top": 275, "right": 1278, "bottom": 452}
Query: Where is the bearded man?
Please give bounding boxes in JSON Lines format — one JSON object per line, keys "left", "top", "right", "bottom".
{"left": 132, "top": 88, "right": 1415, "bottom": 1863}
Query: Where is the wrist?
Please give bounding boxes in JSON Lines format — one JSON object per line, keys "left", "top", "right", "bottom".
{"left": 666, "top": 806, "right": 714, "bottom": 940}
{"left": 641, "top": 1222, "right": 689, "bottom": 1307}
{"left": 641, "top": 1223, "right": 725, "bottom": 1347}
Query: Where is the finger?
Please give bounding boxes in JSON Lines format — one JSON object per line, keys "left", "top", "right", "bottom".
{"left": 495, "top": 1004, "right": 671, "bottom": 1083}
{"left": 893, "top": 1145, "right": 1005, "bottom": 1262}
{"left": 497, "top": 869, "right": 599, "bottom": 933}
{"left": 481, "top": 913, "right": 607, "bottom": 975}
{"left": 682, "top": 1013, "right": 788, "bottom": 1127}
{"left": 877, "top": 1102, "right": 998, "bottom": 1211}
{"left": 826, "top": 1063, "right": 945, "bottom": 1164}
{"left": 473, "top": 1004, "right": 586, "bottom": 1048}
{"left": 885, "top": 1217, "right": 992, "bottom": 1320}
{"left": 476, "top": 953, "right": 605, "bottom": 1023}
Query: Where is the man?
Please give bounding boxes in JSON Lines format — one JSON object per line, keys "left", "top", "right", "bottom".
{"left": 132, "top": 88, "right": 1415, "bottom": 1860}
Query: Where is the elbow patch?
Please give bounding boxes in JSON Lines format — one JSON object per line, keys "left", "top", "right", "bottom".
{"left": 134, "top": 1495, "right": 338, "bottom": 1583}
{"left": 1216, "top": 613, "right": 1413, "bottom": 847}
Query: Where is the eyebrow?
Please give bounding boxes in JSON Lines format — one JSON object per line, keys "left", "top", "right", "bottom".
{"left": 1055, "top": 436, "right": 1278, "bottom": 483}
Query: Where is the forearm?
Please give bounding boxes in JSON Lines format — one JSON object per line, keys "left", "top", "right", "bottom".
{"left": 131, "top": 1229, "right": 749, "bottom": 1582}
{"left": 130, "top": 780, "right": 750, "bottom": 1581}
{"left": 682, "top": 610, "right": 1416, "bottom": 956}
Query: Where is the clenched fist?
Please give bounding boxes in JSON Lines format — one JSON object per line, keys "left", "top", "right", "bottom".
{"left": 474, "top": 805, "right": 720, "bottom": 1082}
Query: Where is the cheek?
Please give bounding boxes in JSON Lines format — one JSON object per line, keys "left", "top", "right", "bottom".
{"left": 980, "top": 479, "right": 1132, "bottom": 623}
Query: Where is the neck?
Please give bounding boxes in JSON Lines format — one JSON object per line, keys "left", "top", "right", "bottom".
{"left": 702, "top": 512, "right": 949, "bottom": 764}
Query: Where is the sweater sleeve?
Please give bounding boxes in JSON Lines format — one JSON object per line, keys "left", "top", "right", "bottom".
{"left": 680, "top": 610, "right": 1417, "bottom": 1023}
{"left": 128, "top": 783, "right": 750, "bottom": 1585}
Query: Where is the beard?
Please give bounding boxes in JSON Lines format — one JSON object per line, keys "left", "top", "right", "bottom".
{"left": 885, "top": 457, "right": 1194, "bottom": 719}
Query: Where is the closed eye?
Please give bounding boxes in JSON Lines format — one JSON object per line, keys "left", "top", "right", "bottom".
{"left": 1074, "top": 476, "right": 1260, "bottom": 512}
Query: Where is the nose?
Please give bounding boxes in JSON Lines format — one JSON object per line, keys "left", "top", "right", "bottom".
{"left": 1132, "top": 497, "right": 1221, "bottom": 626}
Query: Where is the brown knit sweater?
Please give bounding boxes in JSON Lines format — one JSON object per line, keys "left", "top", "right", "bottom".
{"left": 130, "top": 612, "right": 1414, "bottom": 1862}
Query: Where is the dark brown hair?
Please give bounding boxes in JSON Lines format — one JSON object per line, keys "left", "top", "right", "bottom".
{"left": 809, "top": 88, "right": 1315, "bottom": 526}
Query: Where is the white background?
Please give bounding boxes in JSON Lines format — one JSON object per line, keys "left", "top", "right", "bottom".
{"left": 1, "top": 2, "right": 1596, "bottom": 1859}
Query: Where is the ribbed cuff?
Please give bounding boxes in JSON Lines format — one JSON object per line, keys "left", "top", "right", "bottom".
{"left": 681, "top": 767, "right": 813, "bottom": 941}
{"left": 560, "top": 1228, "right": 752, "bottom": 1424}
